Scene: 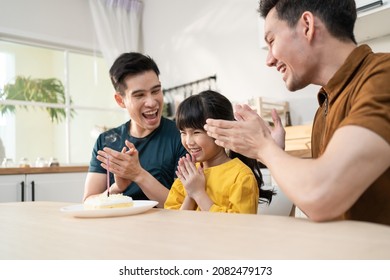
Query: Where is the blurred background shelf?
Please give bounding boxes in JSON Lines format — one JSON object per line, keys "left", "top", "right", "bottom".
{"left": 285, "top": 124, "right": 312, "bottom": 158}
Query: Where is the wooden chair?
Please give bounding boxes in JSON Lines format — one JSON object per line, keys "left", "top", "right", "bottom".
{"left": 248, "top": 97, "right": 290, "bottom": 126}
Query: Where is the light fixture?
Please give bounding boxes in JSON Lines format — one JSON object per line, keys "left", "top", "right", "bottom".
{"left": 356, "top": 0, "right": 383, "bottom": 13}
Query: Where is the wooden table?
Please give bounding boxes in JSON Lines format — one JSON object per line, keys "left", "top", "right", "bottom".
{"left": 1, "top": 201, "right": 390, "bottom": 260}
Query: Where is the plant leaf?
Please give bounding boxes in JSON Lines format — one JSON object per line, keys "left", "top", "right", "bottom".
{"left": 0, "top": 76, "right": 75, "bottom": 123}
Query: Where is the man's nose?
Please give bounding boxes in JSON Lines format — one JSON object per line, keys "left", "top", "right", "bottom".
{"left": 266, "top": 49, "right": 277, "bottom": 67}
{"left": 145, "top": 93, "right": 157, "bottom": 106}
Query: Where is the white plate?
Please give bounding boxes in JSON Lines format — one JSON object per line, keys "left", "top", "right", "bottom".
{"left": 60, "top": 200, "right": 158, "bottom": 218}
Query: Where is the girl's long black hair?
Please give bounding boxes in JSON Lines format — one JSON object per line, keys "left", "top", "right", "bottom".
{"left": 175, "top": 90, "right": 275, "bottom": 204}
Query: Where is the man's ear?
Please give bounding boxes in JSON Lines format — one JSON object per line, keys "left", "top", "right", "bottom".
{"left": 114, "top": 92, "right": 126, "bottom": 108}
{"left": 300, "top": 11, "right": 315, "bottom": 42}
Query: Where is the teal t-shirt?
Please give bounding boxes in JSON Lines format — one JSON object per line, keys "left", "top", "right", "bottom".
{"left": 88, "top": 117, "right": 187, "bottom": 200}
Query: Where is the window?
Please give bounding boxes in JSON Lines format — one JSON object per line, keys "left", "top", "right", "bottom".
{"left": 0, "top": 40, "right": 126, "bottom": 166}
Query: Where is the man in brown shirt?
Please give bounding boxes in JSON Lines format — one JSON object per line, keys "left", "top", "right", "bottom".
{"left": 204, "top": 0, "right": 390, "bottom": 225}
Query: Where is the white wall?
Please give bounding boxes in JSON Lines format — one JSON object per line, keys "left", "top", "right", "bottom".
{"left": 142, "top": 0, "right": 319, "bottom": 125}
{"left": 142, "top": 0, "right": 390, "bottom": 125}
{"left": 1, "top": 0, "right": 389, "bottom": 126}
{"left": 0, "top": 0, "right": 96, "bottom": 52}
{"left": 368, "top": 34, "right": 390, "bottom": 51}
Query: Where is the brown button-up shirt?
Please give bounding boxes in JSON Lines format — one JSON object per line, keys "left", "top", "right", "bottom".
{"left": 312, "top": 45, "right": 390, "bottom": 225}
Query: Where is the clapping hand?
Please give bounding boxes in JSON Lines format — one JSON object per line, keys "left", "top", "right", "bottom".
{"left": 97, "top": 140, "right": 139, "bottom": 192}
{"left": 205, "top": 104, "right": 285, "bottom": 161}
{"left": 175, "top": 154, "right": 206, "bottom": 199}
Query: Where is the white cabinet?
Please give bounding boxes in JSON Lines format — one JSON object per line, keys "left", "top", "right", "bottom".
{"left": 25, "top": 173, "right": 87, "bottom": 203}
{"left": 0, "top": 175, "right": 26, "bottom": 202}
{"left": 0, "top": 172, "right": 86, "bottom": 203}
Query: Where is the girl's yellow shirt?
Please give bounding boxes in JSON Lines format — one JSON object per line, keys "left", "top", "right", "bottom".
{"left": 165, "top": 158, "right": 259, "bottom": 214}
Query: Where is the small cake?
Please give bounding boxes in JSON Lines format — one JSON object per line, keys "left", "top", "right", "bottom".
{"left": 84, "top": 194, "right": 134, "bottom": 210}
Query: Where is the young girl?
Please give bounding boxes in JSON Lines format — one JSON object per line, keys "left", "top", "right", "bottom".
{"left": 164, "top": 90, "right": 274, "bottom": 214}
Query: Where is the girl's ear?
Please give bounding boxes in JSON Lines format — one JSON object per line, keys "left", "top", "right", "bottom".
{"left": 114, "top": 92, "right": 126, "bottom": 108}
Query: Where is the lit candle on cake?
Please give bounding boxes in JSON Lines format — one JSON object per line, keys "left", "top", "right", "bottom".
{"left": 103, "top": 132, "right": 120, "bottom": 198}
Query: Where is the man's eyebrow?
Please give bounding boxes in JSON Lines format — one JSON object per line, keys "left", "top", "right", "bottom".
{"left": 151, "top": 84, "right": 162, "bottom": 90}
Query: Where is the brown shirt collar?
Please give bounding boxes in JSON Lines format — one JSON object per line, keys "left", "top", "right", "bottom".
{"left": 317, "top": 44, "right": 373, "bottom": 106}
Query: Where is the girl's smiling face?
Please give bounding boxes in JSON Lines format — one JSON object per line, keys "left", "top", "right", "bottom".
{"left": 180, "top": 128, "right": 228, "bottom": 168}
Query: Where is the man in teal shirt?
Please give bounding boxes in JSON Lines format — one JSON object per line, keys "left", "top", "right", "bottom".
{"left": 84, "top": 53, "right": 186, "bottom": 207}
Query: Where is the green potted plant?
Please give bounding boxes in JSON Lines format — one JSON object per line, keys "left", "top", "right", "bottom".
{"left": 0, "top": 76, "right": 75, "bottom": 123}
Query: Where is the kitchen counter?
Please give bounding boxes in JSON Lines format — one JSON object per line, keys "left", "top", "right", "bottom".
{"left": 0, "top": 165, "right": 88, "bottom": 175}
